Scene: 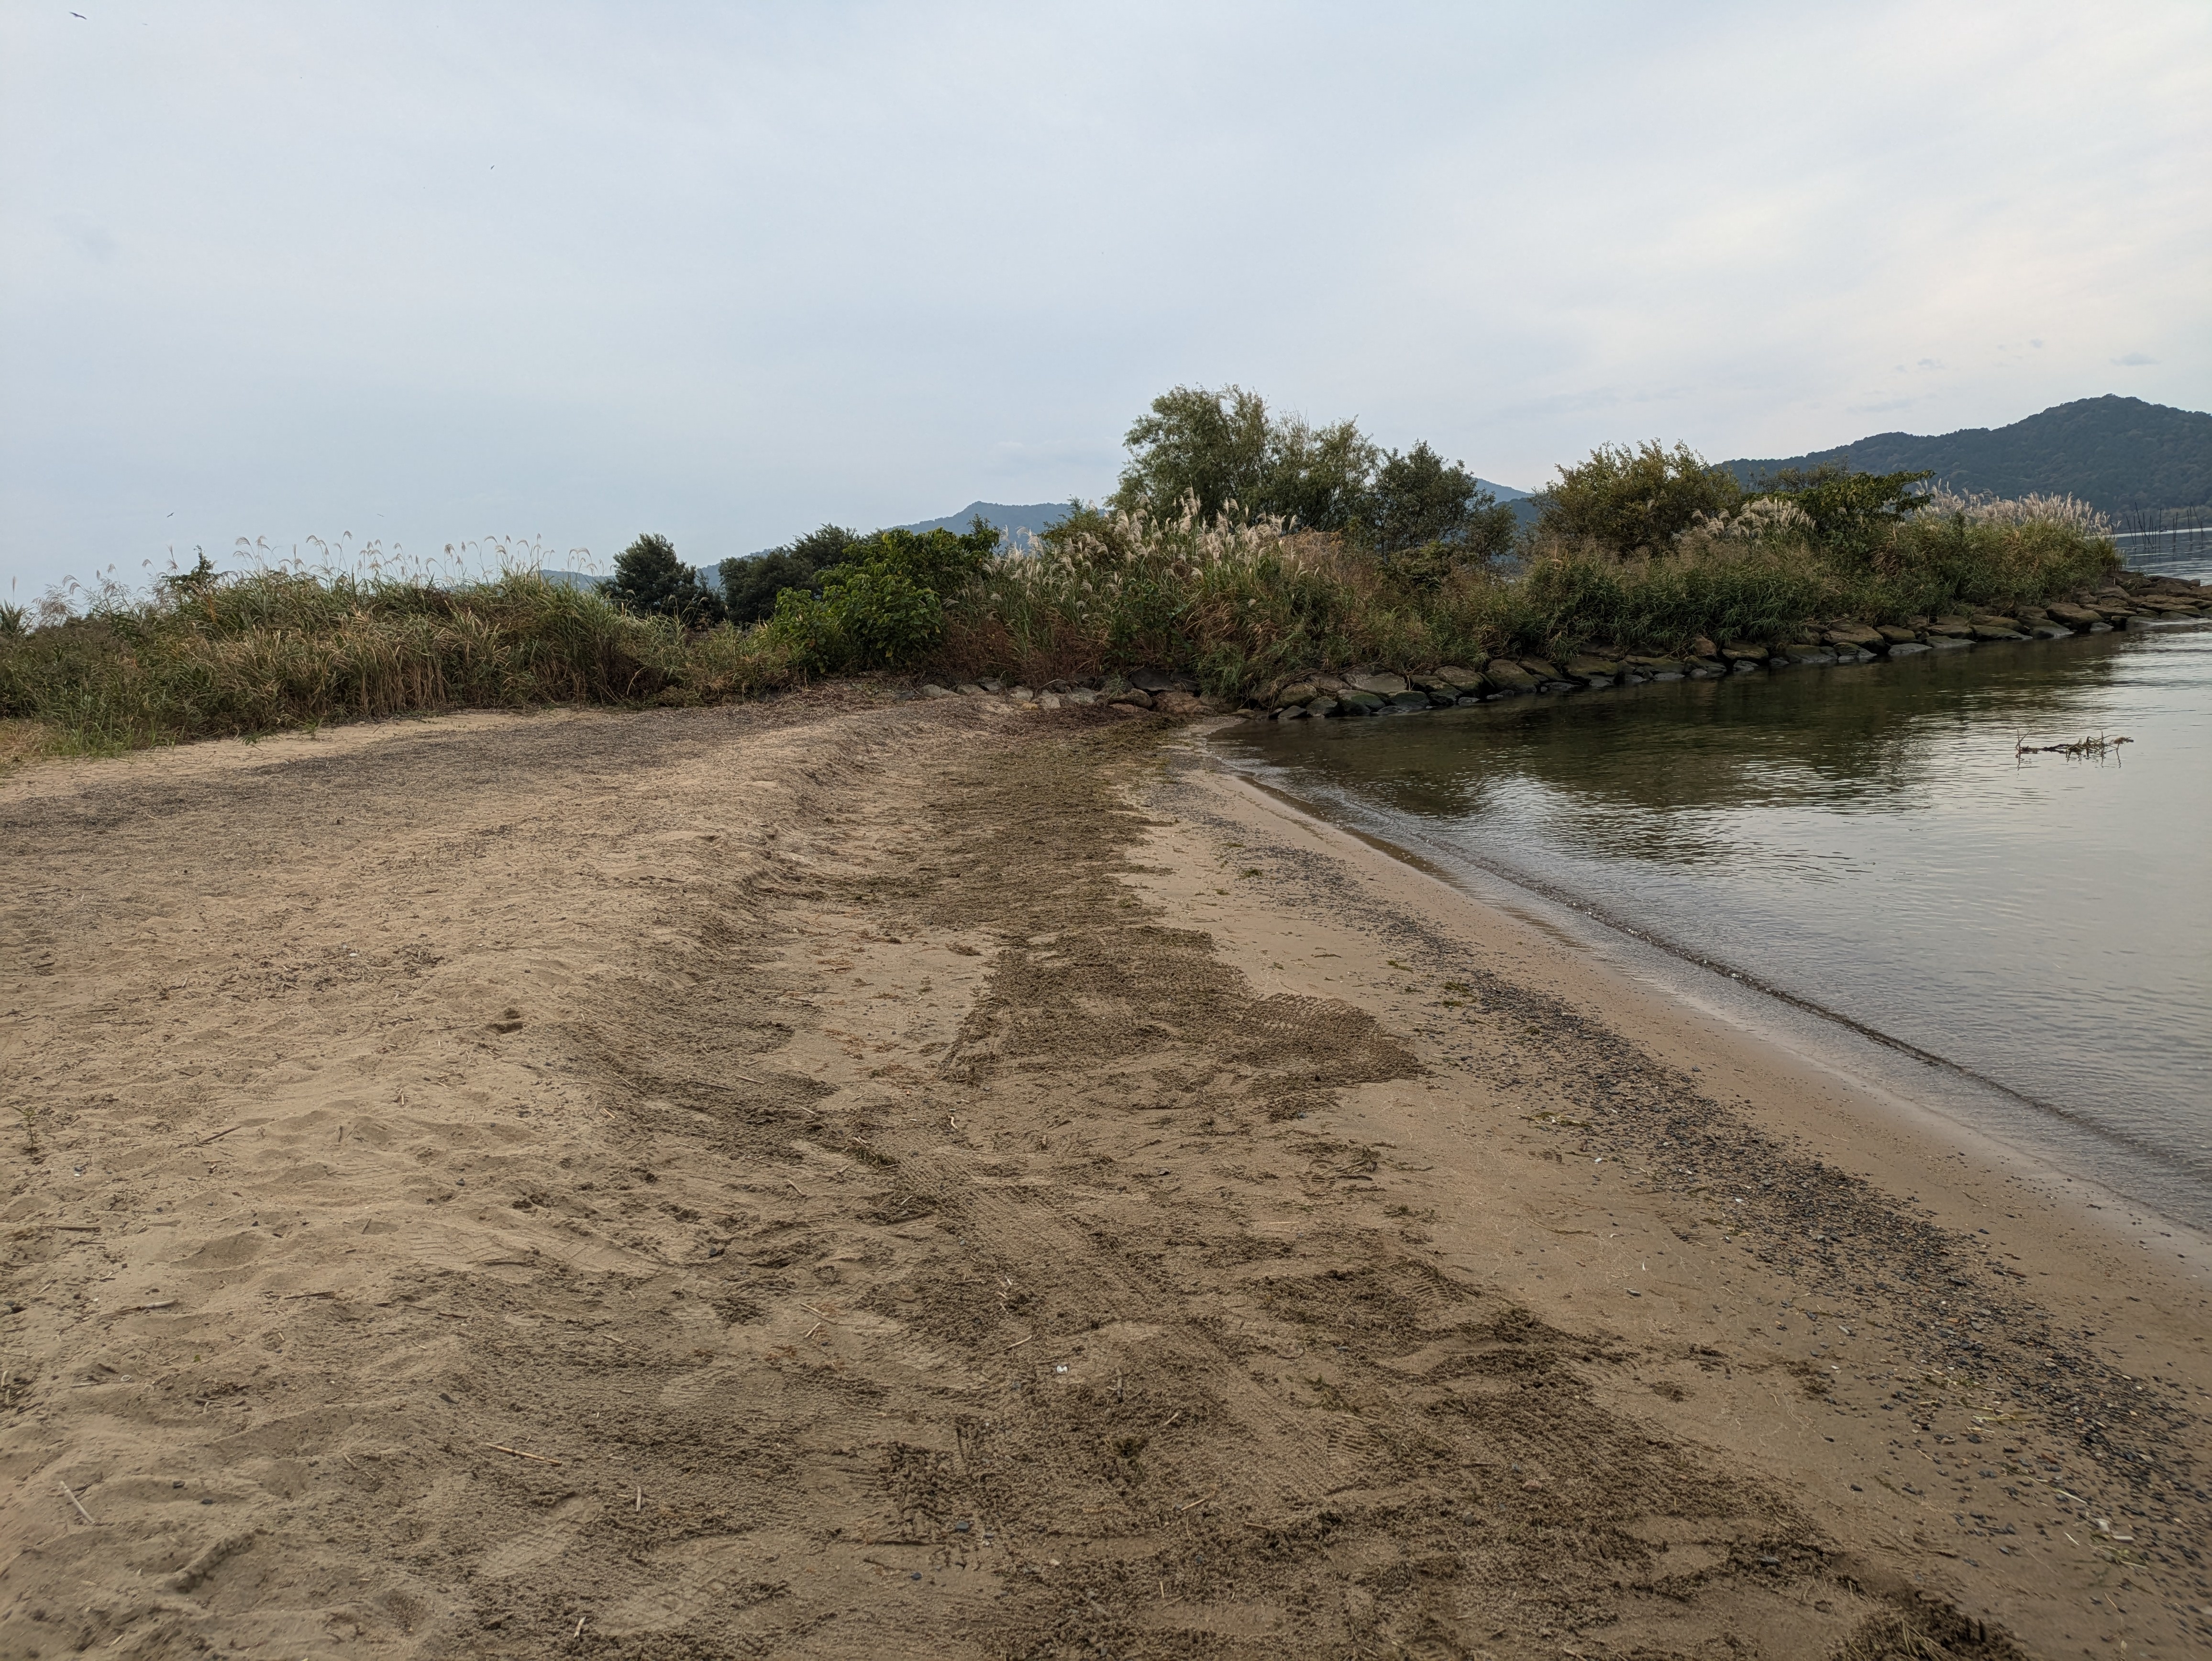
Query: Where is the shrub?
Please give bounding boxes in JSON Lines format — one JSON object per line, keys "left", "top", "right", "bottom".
{"left": 766, "top": 520, "right": 999, "bottom": 673}
{"left": 603, "top": 533, "right": 723, "bottom": 625}
{"left": 1535, "top": 441, "right": 1743, "bottom": 553}
{"left": 1750, "top": 465, "right": 1933, "bottom": 561}
{"left": 1361, "top": 441, "right": 1519, "bottom": 561}
{"left": 719, "top": 523, "right": 855, "bottom": 626}
{"left": 1108, "top": 385, "right": 1525, "bottom": 580}
{"left": 1112, "top": 384, "right": 1299, "bottom": 525}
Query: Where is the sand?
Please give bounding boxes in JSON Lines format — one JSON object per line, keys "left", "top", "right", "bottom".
{"left": 2, "top": 692, "right": 2207, "bottom": 1659}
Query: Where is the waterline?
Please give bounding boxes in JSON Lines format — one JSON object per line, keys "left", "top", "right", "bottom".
{"left": 1212, "top": 620, "right": 2212, "bottom": 1229}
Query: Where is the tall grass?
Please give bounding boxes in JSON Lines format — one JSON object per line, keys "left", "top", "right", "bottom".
{"left": 1, "top": 494, "right": 2119, "bottom": 756}
{"left": 0, "top": 565, "right": 794, "bottom": 754}
{"left": 929, "top": 497, "right": 2119, "bottom": 693}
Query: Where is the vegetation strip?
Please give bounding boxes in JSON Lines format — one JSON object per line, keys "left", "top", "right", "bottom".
{"left": 1, "top": 385, "right": 2170, "bottom": 759}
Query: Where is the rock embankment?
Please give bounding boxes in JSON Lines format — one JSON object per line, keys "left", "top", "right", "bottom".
{"left": 915, "top": 668, "right": 1230, "bottom": 715}
{"left": 1244, "top": 570, "right": 2210, "bottom": 721}
{"left": 913, "top": 571, "right": 2208, "bottom": 722}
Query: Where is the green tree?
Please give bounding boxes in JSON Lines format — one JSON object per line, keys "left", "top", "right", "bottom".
{"left": 719, "top": 523, "right": 855, "bottom": 626}
{"left": 1111, "top": 384, "right": 1377, "bottom": 531}
{"left": 1112, "top": 384, "right": 1276, "bottom": 523}
{"left": 1362, "top": 441, "right": 1519, "bottom": 557}
{"left": 602, "top": 533, "right": 723, "bottom": 625}
{"left": 1535, "top": 442, "right": 1743, "bottom": 553}
{"left": 766, "top": 518, "right": 1001, "bottom": 672}
{"left": 1752, "top": 465, "right": 1934, "bottom": 560}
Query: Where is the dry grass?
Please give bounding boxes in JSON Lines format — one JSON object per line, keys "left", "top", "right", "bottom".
{"left": 0, "top": 566, "right": 797, "bottom": 756}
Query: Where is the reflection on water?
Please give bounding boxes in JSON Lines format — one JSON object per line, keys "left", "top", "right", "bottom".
{"left": 1215, "top": 600, "right": 2212, "bottom": 1223}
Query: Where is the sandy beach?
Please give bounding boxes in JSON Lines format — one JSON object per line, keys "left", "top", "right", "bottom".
{"left": 3, "top": 692, "right": 2207, "bottom": 1659}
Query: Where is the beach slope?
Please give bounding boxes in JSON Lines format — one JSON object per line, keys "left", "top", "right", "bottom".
{"left": 2, "top": 695, "right": 2203, "bottom": 1658}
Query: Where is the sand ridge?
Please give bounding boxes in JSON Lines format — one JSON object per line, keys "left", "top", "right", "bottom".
{"left": 1, "top": 694, "right": 2203, "bottom": 1657}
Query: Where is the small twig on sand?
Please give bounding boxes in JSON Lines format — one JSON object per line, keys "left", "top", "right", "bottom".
{"left": 1006, "top": 1335, "right": 1034, "bottom": 1352}
{"left": 487, "top": 1443, "right": 563, "bottom": 1465}
{"left": 59, "top": 1480, "right": 97, "bottom": 1525}
{"left": 192, "top": 1124, "right": 242, "bottom": 1147}
{"left": 574, "top": 1615, "right": 587, "bottom": 1638}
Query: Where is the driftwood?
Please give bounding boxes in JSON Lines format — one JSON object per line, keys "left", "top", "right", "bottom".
{"left": 2015, "top": 732, "right": 2132, "bottom": 757}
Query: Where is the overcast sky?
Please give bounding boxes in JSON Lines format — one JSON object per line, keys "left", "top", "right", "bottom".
{"left": 2, "top": 0, "right": 2206, "bottom": 597}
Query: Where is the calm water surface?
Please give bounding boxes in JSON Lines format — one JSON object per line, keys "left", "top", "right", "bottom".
{"left": 1214, "top": 565, "right": 2212, "bottom": 1226}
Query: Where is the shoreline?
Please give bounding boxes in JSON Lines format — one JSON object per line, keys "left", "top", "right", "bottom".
{"left": 3, "top": 695, "right": 2207, "bottom": 1657}
{"left": 1197, "top": 728, "right": 2212, "bottom": 1265}
{"left": 1231, "top": 566, "right": 2209, "bottom": 723}
{"left": 1143, "top": 738, "right": 2212, "bottom": 1650}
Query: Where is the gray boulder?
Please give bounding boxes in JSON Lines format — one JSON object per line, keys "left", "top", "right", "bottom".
{"left": 1344, "top": 671, "right": 1409, "bottom": 696}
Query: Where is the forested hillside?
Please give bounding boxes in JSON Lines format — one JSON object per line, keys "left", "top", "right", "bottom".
{"left": 1723, "top": 395, "right": 2210, "bottom": 511}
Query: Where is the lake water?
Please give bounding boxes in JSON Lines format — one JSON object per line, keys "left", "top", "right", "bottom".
{"left": 1212, "top": 555, "right": 2212, "bottom": 1229}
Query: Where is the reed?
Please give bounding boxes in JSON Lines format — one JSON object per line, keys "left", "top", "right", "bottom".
{"left": 0, "top": 562, "right": 795, "bottom": 755}
{"left": 929, "top": 495, "right": 2118, "bottom": 692}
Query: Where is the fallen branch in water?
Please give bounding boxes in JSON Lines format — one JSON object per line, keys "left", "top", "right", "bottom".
{"left": 2015, "top": 732, "right": 2133, "bottom": 757}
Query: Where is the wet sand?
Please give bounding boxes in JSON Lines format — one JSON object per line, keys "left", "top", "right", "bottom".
{"left": 2, "top": 694, "right": 2206, "bottom": 1658}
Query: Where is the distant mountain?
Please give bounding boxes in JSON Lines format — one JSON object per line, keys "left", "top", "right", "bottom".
{"left": 1474, "top": 477, "right": 1542, "bottom": 529}
{"left": 1720, "top": 395, "right": 2211, "bottom": 512}
{"left": 897, "top": 500, "right": 1073, "bottom": 540}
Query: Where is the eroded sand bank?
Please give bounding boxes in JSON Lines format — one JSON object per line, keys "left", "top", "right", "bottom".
{"left": 2, "top": 694, "right": 2205, "bottom": 1659}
